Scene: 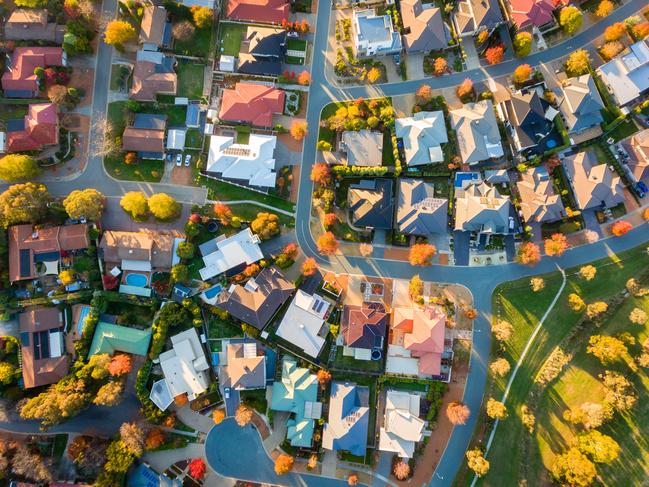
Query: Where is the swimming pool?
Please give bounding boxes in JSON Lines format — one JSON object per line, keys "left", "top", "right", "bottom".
{"left": 76, "top": 305, "right": 91, "bottom": 336}
{"left": 204, "top": 284, "right": 222, "bottom": 299}
{"left": 125, "top": 273, "right": 149, "bottom": 287}
{"left": 546, "top": 139, "right": 558, "bottom": 149}
{"left": 454, "top": 172, "right": 480, "bottom": 188}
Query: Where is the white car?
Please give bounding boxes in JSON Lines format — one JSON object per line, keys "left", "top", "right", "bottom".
{"left": 224, "top": 387, "right": 230, "bottom": 399}
{"left": 184, "top": 154, "right": 191, "bottom": 167}
{"left": 287, "top": 31, "right": 299, "bottom": 38}
{"left": 175, "top": 154, "right": 182, "bottom": 166}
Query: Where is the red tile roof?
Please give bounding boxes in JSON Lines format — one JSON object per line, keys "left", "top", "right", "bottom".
{"left": 226, "top": 0, "right": 289, "bottom": 24}
{"left": 219, "top": 83, "right": 285, "bottom": 127}
{"left": 7, "top": 103, "right": 58, "bottom": 152}
{"left": 342, "top": 302, "right": 388, "bottom": 349}
{"left": 1, "top": 47, "right": 63, "bottom": 92}
{"left": 509, "top": 0, "right": 555, "bottom": 28}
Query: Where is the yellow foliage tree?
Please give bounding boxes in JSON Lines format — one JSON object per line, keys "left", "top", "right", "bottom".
{"left": 104, "top": 20, "right": 136, "bottom": 46}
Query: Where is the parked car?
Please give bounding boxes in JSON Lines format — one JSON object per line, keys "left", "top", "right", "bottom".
{"left": 633, "top": 181, "right": 648, "bottom": 198}
{"left": 287, "top": 31, "right": 299, "bottom": 38}
{"left": 224, "top": 387, "right": 230, "bottom": 399}
{"left": 184, "top": 154, "right": 191, "bottom": 167}
{"left": 176, "top": 154, "right": 182, "bottom": 166}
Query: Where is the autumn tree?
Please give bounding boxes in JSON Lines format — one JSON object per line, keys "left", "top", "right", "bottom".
{"left": 172, "top": 20, "right": 195, "bottom": 41}
{"left": 595, "top": 0, "right": 614, "bottom": 17}
{"left": 104, "top": 20, "right": 136, "bottom": 46}
{"left": 610, "top": 220, "right": 632, "bottom": 236}
{"left": 456, "top": 78, "right": 474, "bottom": 102}
{"left": 317, "top": 369, "right": 332, "bottom": 384}
{"left": 587, "top": 335, "right": 628, "bottom": 366}
{"left": 290, "top": 121, "right": 308, "bottom": 141}
{"left": 629, "top": 307, "right": 648, "bottom": 325}
{"left": 446, "top": 401, "right": 470, "bottom": 425}
{"left": 145, "top": 428, "right": 165, "bottom": 450}
{"left": 513, "top": 31, "right": 533, "bottom": 56}
{"left": 212, "top": 408, "right": 226, "bottom": 424}
{"left": 301, "top": 257, "right": 318, "bottom": 276}
{"left": 190, "top": 5, "right": 212, "bottom": 28}
{"left": 563, "top": 402, "right": 611, "bottom": 429}
{"left": 93, "top": 381, "right": 124, "bottom": 406}
{"left": 516, "top": 242, "right": 541, "bottom": 266}
{"left": 604, "top": 22, "right": 626, "bottom": 41}
{"left": 367, "top": 67, "right": 381, "bottom": 83}
{"left": 600, "top": 370, "right": 636, "bottom": 411}
{"left": 600, "top": 40, "right": 625, "bottom": 60}
{"left": 408, "top": 243, "right": 436, "bottom": 266}
{"left": 0, "top": 182, "right": 51, "bottom": 228}
{"left": 148, "top": 193, "right": 180, "bottom": 221}
{"left": 568, "top": 293, "right": 585, "bottom": 312}
{"left": 485, "top": 45, "right": 505, "bottom": 65}
{"left": 12, "top": 445, "right": 53, "bottom": 483}
{"left": 63, "top": 188, "right": 105, "bottom": 221}
{"left": 251, "top": 212, "right": 280, "bottom": 239}
{"left": 108, "top": 354, "right": 132, "bottom": 376}
{"left": 513, "top": 64, "right": 532, "bottom": 85}
{"left": 310, "top": 163, "right": 331, "bottom": 186}
{"left": 631, "top": 21, "right": 649, "bottom": 40}
{"left": 416, "top": 84, "right": 434, "bottom": 102}
{"left": 530, "top": 277, "right": 545, "bottom": 292}
{"left": 586, "top": 301, "right": 608, "bottom": 319}
{"left": 120, "top": 422, "right": 145, "bottom": 457}
{"left": 170, "top": 264, "right": 189, "bottom": 284}
{"left": 359, "top": 242, "right": 373, "bottom": 257}
{"left": 213, "top": 202, "right": 233, "bottom": 225}
{"left": 552, "top": 448, "right": 596, "bottom": 486}
{"left": 274, "top": 454, "right": 295, "bottom": 475}
{"left": 559, "top": 6, "right": 583, "bottom": 35}
{"left": 120, "top": 191, "right": 149, "bottom": 221}
{"left": 176, "top": 241, "right": 195, "bottom": 259}
{"left": 47, "top": 84, "right": 68, "bottom": 104}
{"left": 544, "top": 233, "right": 569, "bottom": 256}
{"left": 347, "top": 473, "right": 359, "bottom": 485}
{"left": 307, "top": 454, "right": 318, "bottom": 470}
{"left": 393, "top": 460, "right": 410, "bottom": 480}
{"left": 408, "top": 275, "right": 424, "bottom": 301}
{"left": 235, "top": 404, "right": 253, "bottom": 427}
{"left": 492, "top": 320, "right": 513, "bottom": 342}
{"left": 466, "top": 448, "right": 490, "bottom": 477}
{"left": 188, "top": 458, "right": 207, "bottom": 479}
{"left": 486, "top": 398, "right": 507, "bottom": 420}
{"left": 490, "top": 357, "right": 511, "bottom": 377}
{"left": 578, "top": 430, "right": 620, "bottom": 464}
{"left": 317, "top": 232, "right": 339, "bottom": 255}
{"left": 0, "top": 154, "right": 41, "bottom": 182}
{"left": 565, "top": 49, "right": 590, "bottom": 76}
{"left": 579, "top": 265, "right": 596, "bottom": 281}
{"left": 433, "top": 57, "right": 448, "bottom": 76}
{"left": 0, "top": 362, "right": 17, "bottom": 385}
{"left": 298, "top": 71, "right": 310, "bottom": 85}
{"left": 521, "top": 405, "right": 536, "bottom": 433}
{"left": 59, "top": 269, "right": 76, "bottom": 285}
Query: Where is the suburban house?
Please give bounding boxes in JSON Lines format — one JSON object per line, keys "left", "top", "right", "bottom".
{"left": 217, "top": 339, "right": 267, "bottom": 391}
{"left": 270, "top": 356, "right": 321, "bottom": 448}
{"left": 387, "top": 305, "right": 447, "bottom": 378}
{"left": 6, "top": 103, "right": 58, "bottom": 153}
{"left": 395, "top": 111, "right": 448, "bottom": 166}
{"left": 275, "top": 290, "right": 331, "bottom": 358}
{"left": 597, "top": 39, "right": 649, "bottom": 106}
{"left": 198, "top": 227, "right": 263, "bottom": 281}
{"left": 130, "top": 50, "right": 177, "bottom": 101}
{"left": 450, "top": 101, "right": 504, "bottom": 165}
{"left": 621, "top": 128, "right": 649, "bottom": 183}
{"left": 556, "top": 74, "right": 605, "bottom": 135}
{"left": 340, "top": 130, "right": 383, "bottom": 166}
{"left": 348, "top": 179, "right": 394, "bottom": 230}
{"left": 205, "top": 134, "right": 278, "bottom": 189}
{"left": 8, "top": 224, "right": 89, "bottom": 284}
{"left": 400, "top": 0, "right": 451, "bottom": 52}
{"left": 452, "top": 0, "right": 504, "bottom": 37}
{"left": 563, "top": 151, "right": 625, "bottom": 210}
{"left": 218, "top": 82, "right": 285, "bottom": 127}
{"left": 88, "top": 321, "right": 152, "bottom": 357}
{"left": 507, "top": 0, "right": 556, "bottom": 29}
{"left": 139, "top": 5, "right": 171, "bottom": 51}
{"left": 516, "top": 166, "right": 565, "bottom": 224}
{"left": 454, "top": 181, "right": 513, "bottom": 234}
{"left": 379, "top": 390, "right": 425, "bottom": 458}
{"left": 500, "top": 91, "right": 558, "bottom": 154}
{"left": 149, "top": 328, "right": 210, "bottom": 410}
{"left": 396, "top": 179, "right": 448, "bottom": 236}
{"left": 1, "top": 47, "right": 65, "bottom": 98}
{"left": 215, "top": 267, "right": 295, "bottom": 330}
{"left": 122, "top": 113, "right": 167, "bottom": 159}
{"left": 237, "top": 26, "right": 287, "bottom": 76}
{"left": 178, "top": 0, "right": 214, "bottom": 8}
{"left": 4, "top": 9, "right": 62, "bottom": 42}
{"left": 19, "top": 307, "right": 69, "bottom": 389}
{"left": 322, "top": 382, "right": 370, "bottom": 457}
{"left": 225, "top": 0, "right": 289, "bottom": 24}
{"left": 341, "top": 302, "right": 388, "bottom": 360}
{"left": 351, "top": 8, "right": 402, "bottom": 58}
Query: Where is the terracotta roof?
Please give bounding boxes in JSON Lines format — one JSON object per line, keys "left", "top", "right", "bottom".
{"left": 1, "top": 47, "right": 63, "bottom": 93}
{"left": 4, "top": 9, "right": 59, "bottom": 42}
{"left": 226, "top": 0, "right": 289, "bottom": 24}
{"left": 122, "top": 127, "right": 165, "bottom": 153}
{"left": 99, "top": 230, "right": 177, "bottom": 269}
{"left": 219, "top": 83, "right": 285, "bottom": 127}
{"left": 509, "top": 0, "right": 555, "bottom": 28}
{"left": 220, "top": 340, "right": 266, "bottom": 390}
{"left": 140, "top": 5, "right": 167, "bottom": 46}
{"left": 342, "top": 302, "right": 388, "bottom": 349}
{"left": 516, "top": 166, "right": 564, "bottom": 223}
{"left": 7, "top": 103, "right": 58, "bottom": 152}
{"left": 620, "top": 128, "right": 649, "bottom": 182}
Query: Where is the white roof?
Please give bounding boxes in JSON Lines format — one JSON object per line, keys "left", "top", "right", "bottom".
{"left": 395, "top": 111, "right": 448, "bottom": 166}
{"left": 219, "top": 55, "right": 235, "bottom": 72}
{"left": 206, "top": 134, "right": 277, "bottom": 188}
{"left": 167, "top": 129, "right": 186, "bottom": 150}
{"left": 171, "top": 237, "right": 184, "bottom": 267}
{"left": 150, "top": 378, "right": 174, "bottom": 411}
{"left": 198, "top": 227, "right": 263, "bottom": 280}
{"left": 180, "top": 0, "right": 214, "bottom": 7}
{"left": 43, "top": 260, "right": 59, "bottom": 275}
{"left": 0, "top": 132, "right": 5, "bottom": 153}
{"left": 378, "top": 390, "right": 425, "bottom": 458}
{"left": 121, "top": 259, "right": 152, "bottom": 271}
{"left": 159, "top": 328, "right": 210, "bottom": 400}
{"left": 597, "top": 40, "right": 649, "bottom": 105}
{"left": 385, "top": 345, "right": 420, "bottom": 375}
{"left": 276, "top": 290, "right": 330, "bottom": 358}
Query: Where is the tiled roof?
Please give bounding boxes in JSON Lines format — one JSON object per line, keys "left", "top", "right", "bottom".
{"left": 226, "top": 0, "right": 289, "bottom": 24}
{"left": 219, "top": 83, "right": 285, "bottom": 127}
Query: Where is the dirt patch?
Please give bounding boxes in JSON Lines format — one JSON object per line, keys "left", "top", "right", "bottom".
{"left": 170, "top": 166, "right": 193, "bottom": 186}
{"left": 382, "top": 247, "right": 410, "bottom": 261}
{"left": 69, "top": 67, "right": 94, "bottom": 108}
{"left": 277, "top": 131, "right": 304, "bottom": 152}
{"left": 251, "top": 411, "right": 270, "bottom": 440}
{"left": 296, "top": 92, "right": 308, "bottom": 118}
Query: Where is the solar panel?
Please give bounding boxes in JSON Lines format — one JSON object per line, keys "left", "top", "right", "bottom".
{"left": 20, "top": 331, "right": 30, "bottom": 347}
{"left": 19, "top": 249, "right": 31, "bottom": 277}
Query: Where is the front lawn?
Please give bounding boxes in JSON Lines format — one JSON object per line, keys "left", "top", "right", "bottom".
{"left": 104, "top": 156, "right": 164, "bottom": 182}
{"left": 176, "top": 61, "right": 205, "bottom": 99}
{"left": 285, "top": 38, "right": 307, "bottom": 65}
{"left": 185, "top": 129, "right": 203, "bottom": 148}
{"left": 218, "top": 22, "right": 247, "bottom": 56}
{"left": 196, "top": 174, "right": 295, "bottom": 213}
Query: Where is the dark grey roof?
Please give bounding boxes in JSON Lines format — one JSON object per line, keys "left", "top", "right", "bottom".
{"left": 133, "top": 113, "right": 168, "bottom": 130}
{"left": 504, "top": 91, "right": 553, "bottom": 150}
{"left": 348, "top": 179, "right": 394, "bottom": 230}
{"left": 558, "top": 75, "right": 605, "bottom": 133}
{"left": 247, "top": 28, "right": 286, "bottom": 58}
{"left": 396, "top": 179, "right": 448, "bottom": 236}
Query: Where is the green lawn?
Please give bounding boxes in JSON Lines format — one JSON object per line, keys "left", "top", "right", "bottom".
{"left": 285, "top": 38, "right": 307, "bottom": 65}
{"left": 104, "top": 156, "right": 164, "bottom": 182}
{"left": 606, "top": 118, "right": 639, "bottom": 142}
{"left": 332, "top": 346, "right": 383, "bottom": 373}
{"left": 175, "top": 26, "right": 214, "bottom": 58}
{"left": 381, "top": 130, "right": 395, "bottom": 166}
{"left": 218, "top": 22, "right": 247, "bottom": 56}
{"left": 176, "top": 62, "right": 205, "bottom": 99}
{"left": 0, "top": 105, "right": 28, "bottom": 122}
{"left": 185, "top": 129, "right": 203, "bottom": 148}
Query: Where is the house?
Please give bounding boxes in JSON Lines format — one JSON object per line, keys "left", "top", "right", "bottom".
{"left": 218, "top": 83, "right": 285, "bottom": 127}
{"left": 178, "top": 0, "right": 214, "bottom": 8}
{"left": 217, "top": 339, "right": 267, "bottom": 391}
{"left": 1, "top": 47, "right": 65, "bottom": 98}
{"left": 341, "top": 302, "right": 388, "bottom": 360}
{"left": 139, "top": 5, "right": 171, "bottom": 50}
{"left": 122, "top": 113, "right": 167, "bottom": 159}
{"left": 18, "top": 307, "right": 69, "bottom": 389}
{"left": 400, "top": 0, "right": 451, "bottom": 52}
{"left": 166, "top": 129, "right": 186, "bottom": 151}
{"left": 396, "top": 179, "right": 448, "bottom": 236}
{"left": 99, "top": 230, "right": 177, "bottom": 272}
{"left": 516, "top": 166, "right": 565, "bottom": 223}
{"left": 452, "top": 0, "right": 503, "bottom": 37}
{"left": 150, "top": 328, "right": 210, "bottom": 410}
{"left": 500, "top": 91, "right": 557, "bottom": 154}
{"left": 556, "top": 74, "right": 605, "bottom": 135}
{"left": 215, "top": 267, "right": 295, "bottom": 330}
{"left": 563, "top": 151, "right": 625, "bottom": 210}
{"left": 6, "top": 103, "right": 58, "bottom": 153}
{"left": 270, "top": 356, "right": 321, "bottom": 447}
{"left": 8, "top": 224, "right": 89, "bottom": 283}
{"left": 395, "top": 111, "right": 448, "bottom": 166}
{"left": 454, "top": 181, "right": 513, "bottom": 234}
{"left": 88, "top": 321, "right": 152, "bottom": 357}
{"left": 237, "top": 26, "right": 287, "bottom": 76}
{"left": 508, "top": 0, "right": 556, "bottom": 29}
{"left": 450, "top": 101, "right": 504, "bottom": 165}
{"left": 597, "top": 40, "right": 649, "bottom": 106}
{"left": 225, "top": 0, "right": 289, "bottom": 24}
{"left": 322, "top": 382, "right": 370, "bottom": 457}
{"left": 379, "top": 390, "right": 425, "bottom": 458}
{"left": 4, "top": 9, "right": 61, "bottom": 42}
{"left": 351, "top": 9, "right": 402, "bottom": 58}
{"left": 276, "top": 290, "right": 331, "bottom": 358}
{"left": 130, "top": 50, "right": 177, "bottom": 101}
{"left": 198, "top": 227, "right": 264, "bottom": 281}
{"left": 340, "top": 130, "right": 383, "bottom": 166}
{"left": 620, "top": 128, "right": 649, "bottom": 183}
{"left": 205, "top": 134, "right": 277, "bottom": 189}
{"left": 348, "top": 179, "right": 394, "bottom": 230}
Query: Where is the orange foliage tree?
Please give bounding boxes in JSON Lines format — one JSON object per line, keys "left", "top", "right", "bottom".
{"left": 600, "top": 41, "right": 624, "bottom": 60}
{"left": 485, "top": 45, "right": 505, "bottom": 65}
{"left": 317, "top": 232, "right": 339, "bottom": 255}
{"left": 433, "top": 57, "right": 448, "bottom": 76}
{"left": 447, "top": 401, "right": 471, "bottom": 425}
{"left": 632, "top": 21, "right": 649, "bottom": 40}
{"left": 604, "top": 22, "right": 626, "bottom": 41}
{"left": 145, "top": 428, "right": 165, "bottom": 450}
{"left": 348, "top": 473, "right": 359, "bottom": 485}
{"left": 274, "top": 454, "right": 295, "bottom": 475}
{"left": 213, "top": 202, "right": 233, "bottom": 225}
{"left": 323, "top": 212, "right": 338, "bottom": 229}
{"left": 610, "top": 220, "right": 632, "bottom": 236}
{"left": 456, "top": 78, "right": 474, "bottom": 101}
{"left": 317, "top": 369, "right": 332, "bottom": 384}
{"left": 516, "top": 241, "right": 541, "bottom": 266}
{"left": 212, "top": 408, "right": 226, "bottom": 424}
{"left": 108, "top": 354, "right": 132, "bottom": 377}
{"left": 301, "top": 257, "right": 318, "bottom": 276}
{"left": 290, "top": 121, "right": 307, "bottom": 141}
{"left": 310, "top": 163, "right": 331, "bottom": 185}
{"left": 512, "top": 64, "right": 532, "bottom": 85}
{"left": 544, "top": 233, "right": 569, "bottom": 256}
{"left": 298, "top": 71, "right": 310, "bottom": 86}
{"left": 408, "top": 243, "right": 436, "bottom": 266}
{"left": 595, "top": 0, "right": 614, "bottom": 17}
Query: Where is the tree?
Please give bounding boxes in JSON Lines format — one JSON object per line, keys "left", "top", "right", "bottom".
{"left": 466, "top": 449, "right": 490, "bottom": 477}
{"left": 119, "top": 422, "right": 145, "bottom": 457}
{"left": 0, "top": 154, "right": 41, "bottom": 182}
{"left": 12, "top": 445, "right": 53, "bottom": 483}
{"left": 316, "top": 369, "right": 332, "bottom": 384}
{"left": 631, "top": 21, "right": 649, "bottom": 40}
{"left": 63, "top": 188, "right": 105, "bottom": 221}
{"left": 559, "top": 6, "right": 583, "bottom": 35}
{"left": 568, "top": 293, "right": 585, "bottom": 312}
{"left": 59, "top": 269, "right": 76, "bottom": 285}
{"left": 586, "top": 301, "right": 608, "bottom": 319}
{"left": 108, "top": 354, "right": 132, "bottom": 376}
{"left": 104, "top": 20, "right": 136, "bottom": 46}
{"left": 47, "top": 84, "right": 68, "bottom": 105}
{"left": 301, "top": 257, "right": 318, "bottom": 276}
{"left": 530, "top": 277, "right": 545, "bottom": 292}
{"left": 552, "top": 448, "right": 596, "bottom": 487}
{"left": 235, "top": 404, "right": 253, "bottom": 427}
{"left": 0, "top": 362, "right": 17, "bottom": 385}
{"left": 485, "top": 45, "right": 505, "bottom": 65}
{"left": 250, "top": 212, "right": 280, "bottom": 240}
{"left": 176, "top": 241, "right": 195, "bottom": 259}
{"left": 290, "top": 121, "right": 307, "bottom": 141}
{"left": 408, "top": 275, "right": 424, "bottom": 301}
{"left": 465, "top": 308, "right": 478, "bottom": 320}
{"left": 629, "top": 307, "right": 648, "bottom": 325}
{"left": 579, "top": 265, "right": 597, "bottom": 281}
{"left": 366, "top": 67, "right": 381, "bottom": 83}
{"left": 93, "top": 381, "right": 124, "bottom": 406}
{"left": 359, "top": 243, "right": 373, "bottom": 257}
{"left": 486, "top": 398, "right": 507, "bottom": 419}
{"left": 416, "top": 84, "right": 434, "bottom": 102}
{"left": 317, "top": 232, "right": 339, "bottom": 255}
{"left": 456, "top": 78, "right": 474, "bottom": 101}
{"left": 310, "top": 163, "right": 331, "bottom": 186}
{"left": 544, "top": 233, "right": 568, "bottom": 256}
{"left": 323, "top": 213, "right": 338, "bottom": 229}
{"left": 564, "top": 402, "right": 611, "bottom": 429}
{"left": 0, "top": 182, "right": 51, "bottom": 228}
{"left": 120, "top": 191, "right": 149, "bottom": 220}
{"left": 577, "top": 430, "right": 620, "bottom": 464}
{"left": 104, "top": 440, "right": 135, "bottom": 473}
{"left": 347, "top": 473, "right": 359, "bottom": 485}
{"left": 604, "top": 22, "right": 626, "bottom": 41}
{"left": 512, "top": 64, "right": 533, "bottom": 85}
{"left": 67, "top": 435, "right": 90, "bottom": 462}
{"left": 600, "top": 40, "right": 625, "bottom": 60}
{"left": 565, "top": 49, "right": 590, "bottom": 76}
{"left": 600, "top": 370, "right": 636, "bottom": 411}
{"left": 513, "top": 31, "right": 533, "bottom": 57}
{"left": 521, "top": 405, "right": 536, "bottom": 433}
{"left": 188, "top": 458, "right": 207, "bottom": 479}
{"left": 148, "top": 193, "right": 180, "bottom": 221}
{"left": 213, "top": 202, "right": 233, "bottom": 225}
{"left": 170, "top": 264, "right": 189, "bottom": 284}
{"left": 408, "top": 243, "right": 436, "bottom": 266}
{"left": 298, "top": 71, "right": 310, "bottom": 85}
{"left": 610, "top": 220, "right": 632, "bottom": 236}
{"left": 587, "top": 335, "right": 628, "bottom": 365}
{"left": 433, "top": 57, "right": 448, "bottom": 76}
{"left": 145, "top": 428, "right": 165, "bottom": 450}
{"left": 596, "top": 0, "right": 614, "bottom": 16}
{"left": 172, "top": 20, "right": 195, "bottom": 41}
{"left": 393, "top": 460, "right": 410, "bottom": 480}
{"left": 516, "top": 242, "right": 541, "bottom": 266}
{"left": 489, "top": 357, "right": 511, "bottom": 377}
{"left": 274, "top": 454, "right": 294, "bottom": 475}
{"left": 190, "top": 5, "right": 212, "bottom": 28}
{"left": 492, "top": 320, "right": 513, "bottom": 342}
{"left": 446, "top": 401, "right": 471, "bottom": 425}
{"left": 476, "top": 30, "right": 489, "bottom": 45}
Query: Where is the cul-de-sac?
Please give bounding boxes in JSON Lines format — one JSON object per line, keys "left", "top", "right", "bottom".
{"left": 0, "top": 0, "right": 648, "bottom": 485}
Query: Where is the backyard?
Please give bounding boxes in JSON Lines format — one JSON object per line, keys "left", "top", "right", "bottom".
{"left": 174, "top": 26, "right": 214, "bottom": 58}
{"left": 218, "top": 22, "right": 246, "bottom": 56}
{"left": 332, "top": 346, "right": 384, "bottom": 373}
{"left": 176, "top": 62, "right": 205, "bottom": 99}
{"left": 285, "top": 38, "right": 308, "bottom": 65}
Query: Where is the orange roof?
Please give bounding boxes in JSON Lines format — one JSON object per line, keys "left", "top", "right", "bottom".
{"left": 219, "top": 83, "right": 285, "bottom": 127}
{"left": 1, "top": 47, "right": 63, "bottom": 92}
{"left": 7, "top": 103, "right": 58, "bottom": 152}
{"left": 395, "top": 305, "right": 446, "bottom": 376}
{"left": 226, "top": 0, "right": 289, "bottom": 24}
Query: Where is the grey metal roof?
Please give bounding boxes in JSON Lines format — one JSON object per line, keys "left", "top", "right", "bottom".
{"left": 558, "top": 74, "right": 605, "bottom": 133}
{"left": 396, "top": 179, "right": 448, "bottom": 235}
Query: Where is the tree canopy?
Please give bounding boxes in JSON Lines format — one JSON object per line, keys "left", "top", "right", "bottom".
{"left": 559, "top": 6, "right": 583, "bottom": 35}
{"left": 63, "top": 188, "right": 105, "bottom": 221}
{"left": 148, "top": 193, "right": 180, "bottom": 221}
{"left": 0, "top": 183, "right": 51, "bottom": 228}
{"left": 104, "top": 20, "right": 137, "bottom": 46}
{"left": 0, "top": 154, "right": 41, "bottom": 182}
{"left": 120, "top": 191, "right": 149, "bottom": 220}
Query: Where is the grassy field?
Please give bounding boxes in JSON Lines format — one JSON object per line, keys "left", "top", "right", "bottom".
{"left": 455, "top": 243, "right": 649, "bottom": 486}
{"left": 219, "top": 22, "right": 246, "bottom": 56}
{"left": 176, "top": 62, "right": 205, "bottom": 99}
{"left": 606, "top": 118, "right": 639, "bottom": 143}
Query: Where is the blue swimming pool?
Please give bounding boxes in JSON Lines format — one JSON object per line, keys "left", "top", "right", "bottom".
{"left": 546, "top": 139, "right": 558, "bottom": 149}
{"left": 76, "top": 305, "right": 90, "bottom": 336}
{"left": 125, "top": 273, "right": 148, "bottom": 287}
{"left": 454, "top": 172, "right": 480, "bottom": 188}
{"left": 204, "top": 284, "right": 222, "bottom": 299}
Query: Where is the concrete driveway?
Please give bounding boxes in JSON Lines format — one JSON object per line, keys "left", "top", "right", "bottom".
{"left": 405, "top": 52, "right": 426, "bottom": 81}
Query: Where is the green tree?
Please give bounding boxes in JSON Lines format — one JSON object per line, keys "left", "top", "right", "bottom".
{"left": 0, "top": 182, "right": 51, "bottom": 228}
{"left": 176, "top": 241, "right": 195, "bottom": 259}
{"left": 171, "top": 264, "right": 189, "bottom": 284}
{"left": 63, "top": 188, "right": 105, "bottom": 221}
{"left": 552, "top": 448, "right": 596, "bottom": 487}
{"left": 148, "top": 193, "right": 180, "bottom": 221}
{"left": 120, "top": 191, "right": 149, "bottom": 220}
{"left": 104, "top": 440, "right": 135, "bottom": 473}
{"left": 93, "top": 381, "right": 124, "bottom": 406}
{"left": 513, "top": 32, "right": 532, "bottom": 56}
{"left": 251, "top": 212, "right": 280, "bottom": 240}
{"left": 0, "top": 154, "right": 41, "bottom": 182}
{"left": 559, "top": 6, "right": 583, "bottom": 35}
{"left": 577, "top": 430, "right": 620, "bottom": 464}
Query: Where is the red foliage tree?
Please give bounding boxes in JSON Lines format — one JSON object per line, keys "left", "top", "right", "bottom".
{"left": 317, "top": 232, "right": 339, "bottom": 255}
{"left": 544, "top": 233, "right": 569, "bottom": 256}
{"left": 188, "top": 458, "right": 207, "bottom": 480}
{"left": 545, "top": 154, "right": 562, "bottom": 174}
{"left": 408, "top": 243, "right": 436, "bottom": 266}
{"left": 310, "top": 163, "right": 331, "bottom": 185}
{"left": 610, "top": 220, "right": 632, "bottom": 237}
{"left": 323, "top": 213, "right": 338, "bottom": 228}
{"left": 189, "top": 213, "right": 201, "bottom": 223}
{"left": 102, "top": 274, "right": 119, "bottom": 290}
{"left": 516, "top": 241, "right": 541, "bottom": 266}
{"left": 282, "top": 242, "right": 299, "bottom": 259}
{"left": 108, "top": 354, "right": 132, "bottom": 376}
{"left": 485, "top": 45, "right": 505, "bottom": 65}
{"left": 213, "top": 202, "right": 233, "bottom": 225}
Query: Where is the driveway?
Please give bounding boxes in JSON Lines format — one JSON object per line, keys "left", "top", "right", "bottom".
{"left": 223, "top": 388, "right": 240, "bottom": 416}
{"left": 582, "top": 208, "right": 603, "bottom": 235}
{"left": 452, "top": 231, "right": 470, "bottom": 266}
{"left": 405, "top": 52, "right": 426, "bottom": 81}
